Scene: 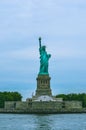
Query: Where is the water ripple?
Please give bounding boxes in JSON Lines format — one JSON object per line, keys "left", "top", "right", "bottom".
{"left": 0, "top": 114, "right": 86, "bottom": 130}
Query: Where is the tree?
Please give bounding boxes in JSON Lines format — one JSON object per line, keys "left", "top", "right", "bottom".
{"left": 0, "top": 92, "right": 22, "bottom": 108}
{"left": 56, "top": 93, "right": 86, "bottom": 107}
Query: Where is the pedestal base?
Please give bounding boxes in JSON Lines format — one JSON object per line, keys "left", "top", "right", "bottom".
{"left": 35, "top": 74, "right": 52, "bottom": 96}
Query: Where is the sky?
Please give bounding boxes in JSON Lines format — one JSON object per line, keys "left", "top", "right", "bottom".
{"left": 0, "top": 0, "right": 86, "bottom": 100}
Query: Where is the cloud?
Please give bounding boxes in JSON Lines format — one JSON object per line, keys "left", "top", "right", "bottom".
{"left": 0, "top": 0, "right": 86, "bottom": 99}
{"left": 0, "top": 47, "right": 38, "bottom": 60}
{"left": 0, "top": 0, "right": 86, "bottom": 40}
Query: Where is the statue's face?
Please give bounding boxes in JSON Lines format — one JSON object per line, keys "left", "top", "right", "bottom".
{"left": 42, "top": 46, "right": 46, "bottom": 51}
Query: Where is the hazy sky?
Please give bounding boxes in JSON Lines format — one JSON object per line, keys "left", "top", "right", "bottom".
{"left": 0, "top": 0, "right": 86, "bottom": 100}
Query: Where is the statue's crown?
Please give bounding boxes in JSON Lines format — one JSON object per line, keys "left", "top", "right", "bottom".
{"left": 42, "top": 45, "right": 46, "bottom": 49}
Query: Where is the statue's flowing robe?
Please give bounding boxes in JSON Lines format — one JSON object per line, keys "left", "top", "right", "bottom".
{"left": 39, "top": 47, "right": 50, "bottom": 74}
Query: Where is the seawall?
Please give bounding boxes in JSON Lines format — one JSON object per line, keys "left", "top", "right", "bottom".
{"left": 0, "top": 108, "right": 86, "bottom": 114}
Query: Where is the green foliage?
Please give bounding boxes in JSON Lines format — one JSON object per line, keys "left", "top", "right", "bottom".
{"left": 0, "top": 91, "right": 22, "bottom": 108}
{"left": 56, "top": 93, "right": 86, "bottom": 108}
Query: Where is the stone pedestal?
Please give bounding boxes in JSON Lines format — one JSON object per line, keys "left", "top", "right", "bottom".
{"left": 35, "top": 74, "right": 52, "bottom": 96}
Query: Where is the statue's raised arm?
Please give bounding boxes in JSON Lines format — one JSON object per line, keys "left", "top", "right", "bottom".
{"left": 38, "top": 37, "right": 51, "bottom": 75}
{"left": 39, "top": 37, "right": 41, "bottom": 49}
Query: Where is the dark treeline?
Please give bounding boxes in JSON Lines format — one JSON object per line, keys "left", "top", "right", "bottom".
{"left": 56, "top": 93, "right": 86, "bottom": 107}
{"left": 0, "top": 92, "right": 22, "bottom": 108}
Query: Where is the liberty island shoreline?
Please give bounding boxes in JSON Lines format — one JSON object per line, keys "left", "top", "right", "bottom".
{"left": 0, "top": 102, "right": 86, "bottom": 114}
{"left": 0, "top": 38, "right": 85, "bottom": 114}
{"left": 0, "top": 108, "right": 86, "bottom": 114}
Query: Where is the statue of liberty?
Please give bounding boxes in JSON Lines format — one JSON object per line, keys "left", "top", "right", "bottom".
{"left": 38, "top": 37, "right": 51, "bottom": 75}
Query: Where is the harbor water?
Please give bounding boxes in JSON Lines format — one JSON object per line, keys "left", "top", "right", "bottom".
{"left": 0, "top": 114, "right": 86, "bottom": 130}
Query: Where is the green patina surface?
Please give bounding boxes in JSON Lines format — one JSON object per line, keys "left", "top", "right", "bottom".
{"left": 39, "top": 37, "right": 51, "bottom": 75}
